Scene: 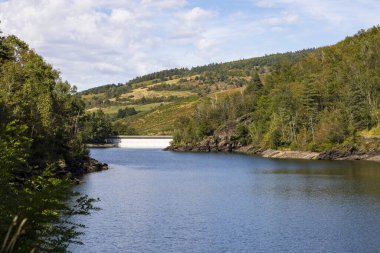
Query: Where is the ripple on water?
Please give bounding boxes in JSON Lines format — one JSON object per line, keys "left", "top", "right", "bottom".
{"left": 70, "top": 148, "right": 380, "bottom": 253}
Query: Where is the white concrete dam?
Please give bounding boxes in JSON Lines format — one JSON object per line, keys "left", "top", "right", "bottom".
{"left": 107, "top": 136, "right": 173, "bottom": 148}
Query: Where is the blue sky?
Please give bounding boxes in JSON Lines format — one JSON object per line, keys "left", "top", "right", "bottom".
{"left": 1, "top": 0, "right": 380, "bottom": 90}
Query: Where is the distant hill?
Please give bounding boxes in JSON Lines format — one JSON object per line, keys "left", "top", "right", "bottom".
{"left": 79, "top": 49, "right": 314, "bottom": 135}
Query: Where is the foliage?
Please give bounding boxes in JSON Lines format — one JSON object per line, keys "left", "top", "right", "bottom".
{"left": 81, "top": 110, "right": 114, "bottom": 143}
{"left": 173, "top": 26, "right": 380, "bottom": 151}
{"left": 116, "top": 107, "right": 137, "bottom": 118}
{"left": 127, "top": 68, "right": 189, "bottom": 85}
{"left": 113, "top": 121, "right": 138, "bottom": 135}
{"left": 125, "top": 49, "right": 314, "bottom": 85}
{"left": 0, "top": 33, "right": 98, "bottom": 251}
{"left": 79, "top": 83, "right": 132, "bottom": 96}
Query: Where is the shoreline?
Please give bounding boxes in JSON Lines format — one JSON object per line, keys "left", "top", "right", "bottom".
{"left": 85, "top": 143, "right": 118, "bottom": 148}
{"left": 165, "top": 144, "right": 380, "bottom": 162}
{"left": 57, "top": 157, "right": 109, "bottom": 183}
{"left": 84, "top": 142, "right": 380, "bottom": 162}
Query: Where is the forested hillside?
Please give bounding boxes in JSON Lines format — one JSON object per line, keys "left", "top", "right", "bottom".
{"left": 79, "top": 48, "right": 313, "bottom": 136}
{"left": 173, "top": 27, "right": 380, "bottom": 153}
{"left": 0, "top": 32, "right": 100, "bottom": 251}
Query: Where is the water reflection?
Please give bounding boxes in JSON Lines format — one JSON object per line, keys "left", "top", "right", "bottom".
{"left": 70, "top": 149, "right": 380, "bottom": 253}
{"left": 264, "top": 160, "right": 380, "bottom": 197}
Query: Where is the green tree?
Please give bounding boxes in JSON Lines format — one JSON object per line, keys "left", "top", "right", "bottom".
{"left": 82, "top": 110, "right": 114, "bottom": 143}
{"left": 0, "top": 33, "right": 98, "bottom": 251}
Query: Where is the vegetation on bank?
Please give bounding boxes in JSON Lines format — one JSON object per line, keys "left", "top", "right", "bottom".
{"left": 0, "top": 30, "right": 99, "bottom": 252}
{"left": 172, "top": 27, "right": 380, "bottom": 152}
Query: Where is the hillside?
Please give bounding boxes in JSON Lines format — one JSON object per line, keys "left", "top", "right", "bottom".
{"left": 79, "top": 49, "right": 313, "bottom": 135}
{"left": 80, "top": 27, "right": 380, "bottom": 155}
{"left": 171, "top": 26, "right": 380, "bottom": 155}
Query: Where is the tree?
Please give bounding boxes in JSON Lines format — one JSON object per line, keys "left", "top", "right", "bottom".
{"left": 245, "top": 71, "right": 263, "bottom": 94}
{"left": 0, "top": 34, "right": 98, "bottom": 251}
{"left": 81, "top": 110, "right": 114, "bottom": 143}
{"left": 117, "top": 107, "right": 137, "bottom": 118}
{"left": 349, "top": 83, "right": 373, "bottom": 130}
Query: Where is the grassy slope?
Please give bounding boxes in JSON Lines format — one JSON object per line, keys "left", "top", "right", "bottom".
{"left": 121, "top": 87, "right": 195, "bottom": 100}
{"left": 87, "top": 102, "right": 172, "bottom": 115}
{"left": 125, "top": 100, "right": 199, "bottom": 135}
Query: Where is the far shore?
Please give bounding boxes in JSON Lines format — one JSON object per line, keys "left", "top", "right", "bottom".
{"left": 166, "top": 145, "right": 380, "bottom": 162}
{"left": 246, "top": 148, "right": 380, "bottom": 162}
{"left": 86, "top": 142, "right": 380, "bottom": 162}
{"left": 86, "top": 143, "right": 118, "bottom": 148}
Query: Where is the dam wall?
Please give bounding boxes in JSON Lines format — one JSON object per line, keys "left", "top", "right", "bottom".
{"left": 107, "top": 136, "right": 173, "bottom": 148}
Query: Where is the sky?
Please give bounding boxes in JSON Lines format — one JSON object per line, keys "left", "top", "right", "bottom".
{"left": 1, "top": 0, "right": 380, "bottom": 90}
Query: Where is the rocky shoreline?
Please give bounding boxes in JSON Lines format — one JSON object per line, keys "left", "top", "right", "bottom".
{"left": 165, "top": 144, "right": 380, "bottom": 162}
{"left": 257, "top": 148, "right": 380, "bottom": 161}
{"left": 56, "top": 157, "right": 109, "bottom": 181}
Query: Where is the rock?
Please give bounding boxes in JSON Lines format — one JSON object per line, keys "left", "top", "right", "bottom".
{"left": 73, "top": 178, "right": 82, "bottom": 184}
{"left": 55, "top": 157, "right": 109, "bottom": 179}
{"left": 259, "top": 149, "right": 320, "bottom": 160}
{"left": 84, "top": 158, "right": 109, "bottom": 173}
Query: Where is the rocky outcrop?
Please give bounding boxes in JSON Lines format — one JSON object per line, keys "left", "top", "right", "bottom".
{"left": 165, "top": 135, "right": 243, "bottom": 153}
{"left": 165, "top": 116, "right": 253, "bottom": 153}
{"left": 56, "top": 157, "right": 109, "bottom": 179}
{"left": 257, "top": 149, "right": 320, "bottom": 160}
{"left": 83, "top": 158, "right": 109, "bottom": 173}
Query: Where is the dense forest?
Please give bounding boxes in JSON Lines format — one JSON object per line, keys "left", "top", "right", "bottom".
{"left": 0, "top": 30, "right": 101, "bottom": 252}
{"left": 173, "top": 27, "right": 380, "bottom": 152}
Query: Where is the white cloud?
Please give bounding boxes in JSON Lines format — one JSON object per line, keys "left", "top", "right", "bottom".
{"left": 173, "top": 7, "right": 216, "bottom": 38}
{"left": 110, "top": 9, "right": 135, "bottom": 23}
{"left": 253, "top": 0, "right": 380, "bottom": 24}
{"left": 261, "top": 11, "right": 299, "bottom": 26}
{"left": 180, "top": 7, "right": 216, "bottom": 23}
{"left": 0, "top": 0, "right": 380, "bottom": 90}
{"left": 196, "top": 38, "right": 218, "bottom": 51}
{"left": 0, "top": 0, "right": 196, "bottom": 89}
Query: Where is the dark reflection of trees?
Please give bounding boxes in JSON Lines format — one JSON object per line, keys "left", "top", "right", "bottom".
{"left": 265, "top": 160, "right": 380, "bottom": 197}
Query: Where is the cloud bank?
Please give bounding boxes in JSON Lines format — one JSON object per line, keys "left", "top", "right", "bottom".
{"left": 1, "top": 0, "right": 379, "bottom": 90}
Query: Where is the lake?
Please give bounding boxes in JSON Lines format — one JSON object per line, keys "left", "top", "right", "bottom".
{"left": 70, "top": 148, "right": 380, "bottom": 253}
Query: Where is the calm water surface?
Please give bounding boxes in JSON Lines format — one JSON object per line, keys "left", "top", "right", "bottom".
{"left": 70, "top": 148, "right": 380, "bottom": 253}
